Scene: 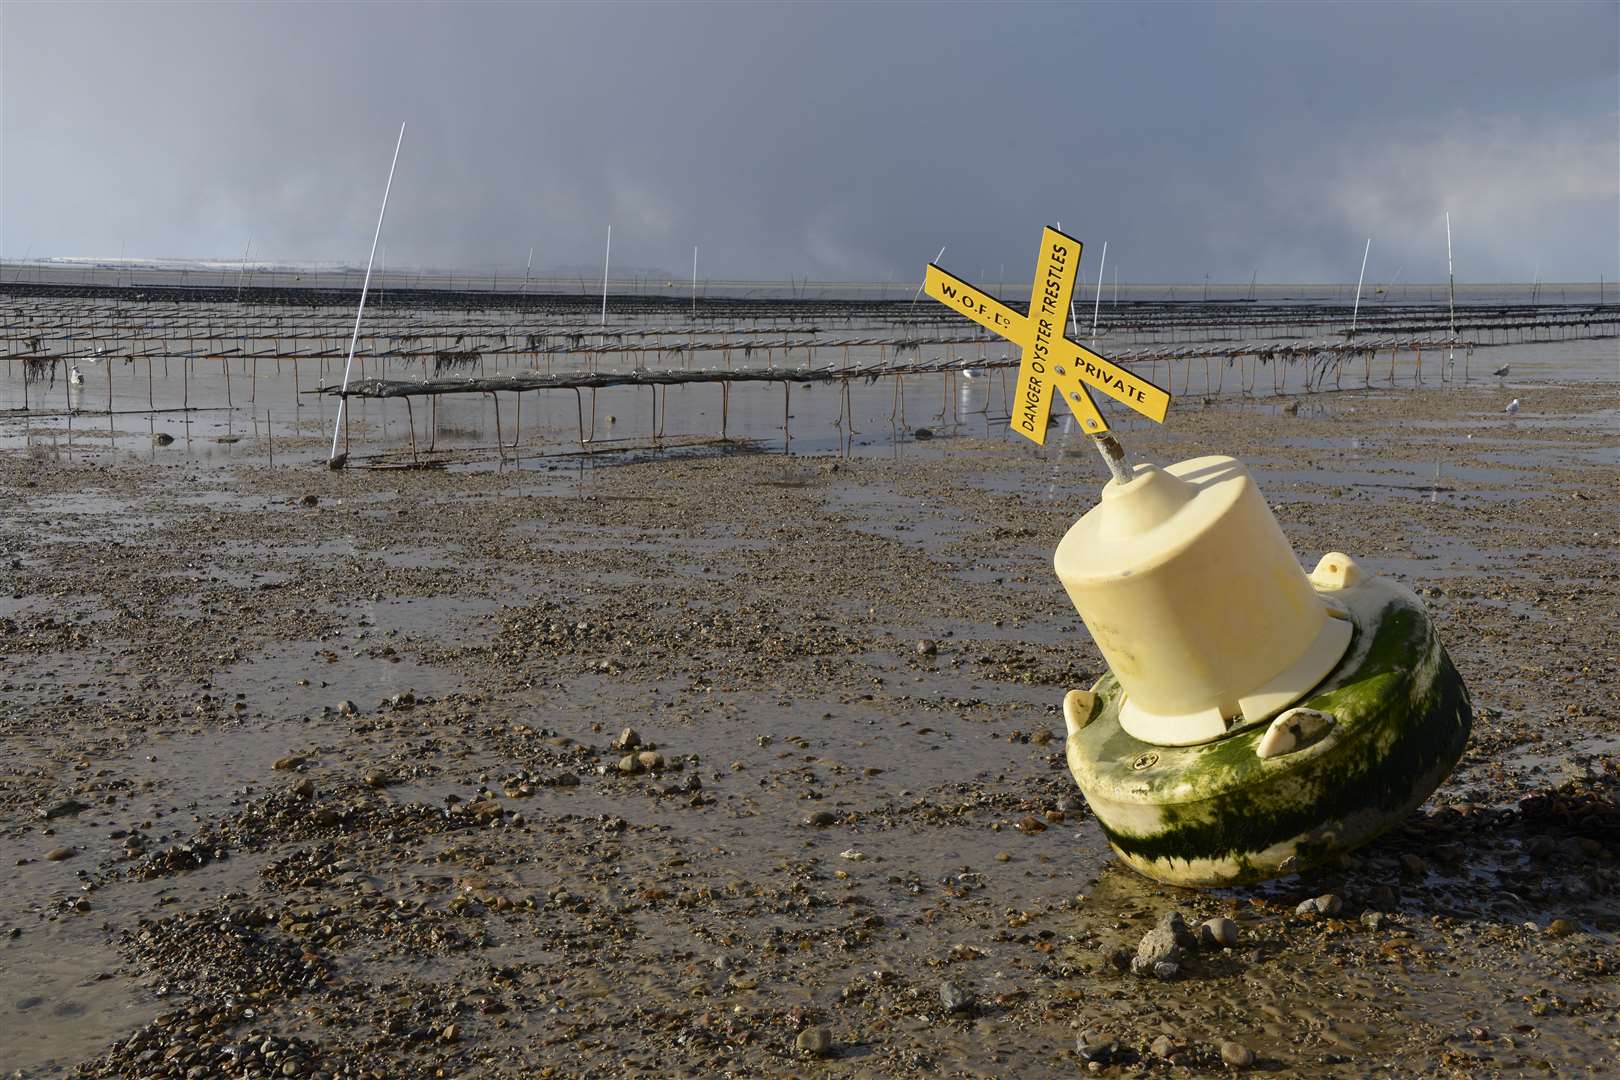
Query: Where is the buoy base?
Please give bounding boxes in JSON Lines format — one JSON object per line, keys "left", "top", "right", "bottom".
{"left": 1064, "top": 574, "right": 1472, "bottom": 887}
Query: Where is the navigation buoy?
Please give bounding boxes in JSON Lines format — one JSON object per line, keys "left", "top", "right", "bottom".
{"left": 919, "top": 226, "right": 1471, "bottom": 886}
{"left": 1055, "top": 457, "right": 1472, "bottom": 886}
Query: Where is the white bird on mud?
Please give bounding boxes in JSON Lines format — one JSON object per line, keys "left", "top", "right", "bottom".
{"left": 69, "top": 366, "right": 85, "bottom": 386}
{"left": 1504, "top": 398, "right": 1520, "bottom": 415}
{"left": 1491, "top": 364, "right": 1510, "bottom": 378}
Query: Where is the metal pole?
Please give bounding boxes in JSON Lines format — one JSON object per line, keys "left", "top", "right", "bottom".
{"left": 600, "top": 225, "right": 612, "bottom": 327}
{"left": 1091, "top": 240, "right": 1107, "bottom": 340}
{"left": 1350, "top": 238, "right": 1370, "bottom": 336}
{"left": 328, "top": 122, "right": 405, "bottom": 465}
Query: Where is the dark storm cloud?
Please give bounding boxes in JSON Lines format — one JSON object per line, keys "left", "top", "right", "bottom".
{"left": 3, "top": 1, "right": 1615, "bottom": 282}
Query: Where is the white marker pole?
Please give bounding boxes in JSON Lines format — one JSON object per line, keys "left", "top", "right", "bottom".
{"left": 692, "top": 245, "right": 698, "bottom": 318}
{"left": 1350, "top": 238, "right": 1370, "bottom": 336}
{"left": 328, "top": 122, "right": 406, "bottom": 464}
{"left": 600, "top": 225, "right": 612, "bottom": 326}
{"left": 1091, "top": 240, "right": 1107, "bottom": 340}
{"left": 912, "top": 246, "right": 946, "bottom": 305}
{"left": 524, "top": 245, "right": 534, "bottom": 293}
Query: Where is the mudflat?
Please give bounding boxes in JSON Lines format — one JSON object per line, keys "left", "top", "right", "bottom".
{"left": 2, "top": 379, "right": 1615, "bottom": 1077}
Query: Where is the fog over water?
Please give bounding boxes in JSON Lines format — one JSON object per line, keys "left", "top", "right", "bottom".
{"left": 2, "top": 1, "right": 1616, "bottom": 283}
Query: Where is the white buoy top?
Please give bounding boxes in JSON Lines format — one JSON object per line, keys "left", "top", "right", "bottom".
{"left": 1054, "top": 456, "right": 1352, "bottom": 747}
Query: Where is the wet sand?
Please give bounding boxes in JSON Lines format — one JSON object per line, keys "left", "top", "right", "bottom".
{"left": 2, "top": 376, "right": 1616, "bottom": 1077}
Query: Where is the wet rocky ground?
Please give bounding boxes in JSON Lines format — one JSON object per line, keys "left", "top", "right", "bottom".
{"left": 2, "top": 378, "right": 1616, "bottom": 1078}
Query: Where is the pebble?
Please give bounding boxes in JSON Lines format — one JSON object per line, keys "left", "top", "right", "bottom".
{"left": 1545, "top": 918, "right": 1579, "bottom": 937}
{"left": 1220, "top": 1040, "right": 1255, "bottom": 1067}
{"left": 939, "top": 980, "right": 974, "bottom": 1013}
{"left": 1200, "top": 917, "right": 1239, "bottom": 949}
{"left": 337, "top": 700, "right": 358, "bottom": 716}
{"left": 806, "top": 810, "right": 837, "bottom": 827}
{"left": 1296, "top": 893, "right": 1343, "bottom": 917}
{"left": 1132, "top": 921, "right": 1182, "bottom": 979}
{"left": 636, "top": 751, "right": 664, "bottom": 771}
{"left": 290, "top": 778, "right": 316, "bottom": 800}
{"left": 915, "top": 639, "right": 937, "bottom": 656}
{"left": 613, "top": 727, "right": 641, "bottom": 751}
{"left": 1150, "top": 1034, "right": 1176, "bottom": 1058}
{"left": 363, "top": 771, "right": 388, "bottom": 788}
{"left": 38, "top": 799, "right": 90, "bottom": 820}
{"left": 45, "top": 847, "right": 75, "bottom": 862}
{"left": 795, "top": 1025, "right": 833, "bottom": 1056}
{"left": 1400, "top": 853, "right": 1429, "bottom": 875}
{"left": 1157, "top": 910, "right": 1196, "bottom": 949}
{"left": 1075, "top": 1028, "right": 1115, "bottom": 1062}
{"left": 297, "top": 493, "right": 317, "bottom": 506}
{"left": 618, "top": 755, "right": 642, "bottom": 774}
{"left": 272, "top": 755, "right": 305, "bottom": 771}
{"left": 153, "top": 432, "right": 175, "bottom": 446}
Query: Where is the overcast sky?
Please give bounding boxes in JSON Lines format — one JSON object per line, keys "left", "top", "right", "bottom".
{"left": 3, "top": 1, "right": 1615, "bottom": 282}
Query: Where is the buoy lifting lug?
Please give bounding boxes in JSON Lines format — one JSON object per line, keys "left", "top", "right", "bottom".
{"left": 1063, "top": 690, "right": 1098, "bottom": 737}
{"left": 1256, "top": 707, "right": 1336, "bottom": 760}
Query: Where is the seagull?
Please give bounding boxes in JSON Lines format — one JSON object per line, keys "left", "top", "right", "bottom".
{"left": 1491, "top": 364, "right": 1510, "bottom": 378}
{"left": 1504, "top": 398, "right": 1520, "bottom": 415}
{"left": 69, "top": 366, "right": 85, "bottom": 386}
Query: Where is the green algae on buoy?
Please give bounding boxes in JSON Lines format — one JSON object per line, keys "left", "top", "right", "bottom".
{"left": 1055, "top": 455, "right": 1472, "bottom": 887}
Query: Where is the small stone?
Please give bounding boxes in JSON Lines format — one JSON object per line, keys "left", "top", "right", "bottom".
{"left": 613, "top": 727, "right": 641, "bottom": 751}
{"left": 298, "top": 493, "right": 318, "bottom": 506}
{"left": 939, "top": 980, "right": 974, "bottom": 1013}
{"left": 839, "top": 849, "right": 866, "bottom": 861}
{"left": 618, "top": 755, "right": 641, "bottom": 774}
{"left": 1150, "top": 1034, "right": 1176, "bottom": 1058}
{"left": 1016, "top": 815, "right": 1046, "bottom": 834}
{"left": 1076, "top": 1029, "right": 1114, "bottom": 1062}
{"left": 1359, "top": 911, "right": 1385, "bottom": 931}
{"left": 1157, "top": 910, "right": 1196, "bottom": 949}
{"left": 337, "top": 700, "right": 358, "bottom": 716}
{"left": 1400, "top": 853, "right": 1429, "bottom": 875}
{"left": 1220, "top": 1040, "right": 1255, "bottom": 1068}
{"left": 45, "top": 847, "right": 75, "bottom": 862}
{"left": 806, "top": 810, "right": 837, "bottom": 827}
{"left": 1315, "top": 893, "right": 1344, "bottom": 916}
{"left": 915, "top": 639, "right": 937, "bottom": 656}
{"left": 913, "top": 427, "right": 934, "bottom": 440}
{"left": 1132, "top": 923, "right": 1181, "bottom": 979}
{"left": 1200, "top": 917, "right": 1239, "bottom": 949}
{"left": 795, "top": 1026, "right": 833, "bottom": 1056}
{"left": 290, "top": 778, "right": 316, "bottom": 800}
{"left": 1545, "top": 918, "right": 1579, "bottom": 938}
{"left": 273, "top": 755, "right": 305, "bottom": 771}
{"left": 727, "top": 972, "right": 758, "bottom": 990}
{"left": 38, "top": 799, "right": 90, "bottom": 820}
{"left": 363, "top": 772, "right": 387, "bottom": 788}
{"left": 153, "top": 432, "right": 175, "bottom": 446}
{"left": 636, "top": 751, "right": 664, "bottom": 771}
{"left": 439, "top": 1023, "right": 459, "bottom": 1042}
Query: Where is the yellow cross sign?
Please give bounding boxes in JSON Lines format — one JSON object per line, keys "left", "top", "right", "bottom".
{"left": 924, "top": 226, "right": 1170, "bottom": 444}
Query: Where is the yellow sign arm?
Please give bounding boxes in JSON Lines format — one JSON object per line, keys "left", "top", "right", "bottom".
{"left": 1052, "top": 339, "right": 1171, "bottom": 424}
{"left": 923, "top": 265, "right": 1025, "bottom": 338}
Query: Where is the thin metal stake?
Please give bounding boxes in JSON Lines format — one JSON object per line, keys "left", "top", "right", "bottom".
{"left": 329, "top": 122, "right": 406, "bottom": 466}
